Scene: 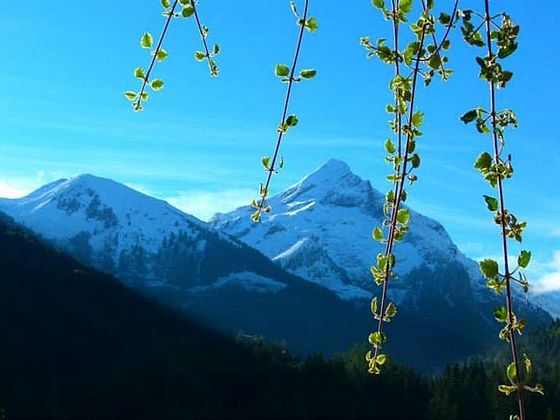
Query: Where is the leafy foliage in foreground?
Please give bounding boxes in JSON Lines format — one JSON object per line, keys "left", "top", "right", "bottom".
{"left": 125, "top": 0, "right": 219, "bottom": 111}
{"left": 460, "top": 3, "right": 541, "bottom": 418}
{"left": 251, "top": 0, "right": 318, "bottom": 223}
{"left": 363, "top": 0, "right": 459, "bottom": 375}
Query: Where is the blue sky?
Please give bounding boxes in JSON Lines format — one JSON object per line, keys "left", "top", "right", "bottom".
{"left": 0, "top": 1, "right": 559, "bottom": 291}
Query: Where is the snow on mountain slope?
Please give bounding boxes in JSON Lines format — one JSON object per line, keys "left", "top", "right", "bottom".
{"left": 532, "top": 292, "right": 560, "bottom": 319}
{"left": 0, "top": 174, "right": 206, "bottom": 256}
{"left": 211, "top": 159, "right": 482, "bottom": 300}
{"left": 0, "top": 174, "right": 280, "bottom": 295}
{"left": 210, "top": 159, "right": 556, "bottom": 323}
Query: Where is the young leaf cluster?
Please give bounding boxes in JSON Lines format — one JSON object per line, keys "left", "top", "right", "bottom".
{"left": 460, "top": 3, "right": 542, "bottom": 419}
{"left": 125, "top": 0, "right": 220, "bottom": 112}
{"left": 250, "top": 1, "right": 318, "bottom": 223}
{"left": 363, "top": 0, "right": 459, "bottom": 376}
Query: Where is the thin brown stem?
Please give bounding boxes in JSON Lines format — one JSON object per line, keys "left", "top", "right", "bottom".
{"left": 483, "top": 1, "right": 525, "bottom": 419}
{"left": 373, "top": 24, "right": 427, "bottom": 362}
{"left": 418, "top": 0, "right": 459, "bottom": 65}
{"left": 137, "top": 0, "right": 180, "bottom": 109}
{"left": 257, "top": 0, "right": 310, "bottom": 215}
{"left": 391, "top": 0, "right": 403, "bottom": 158}
{"left": 191, "top": 0, "right": 217, "bottom": 76}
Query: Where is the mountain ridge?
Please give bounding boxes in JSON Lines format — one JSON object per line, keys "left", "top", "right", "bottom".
{"left": 0, "top": 161, "right": 553, "bottom": 370}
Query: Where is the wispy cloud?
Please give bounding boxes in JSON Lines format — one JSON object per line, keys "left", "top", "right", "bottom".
{"left": 165, "top": 189, "right": 254, "bottom": 221}
{"left": 532, "top": 250, "right": 560, "bottom": 294}
{"left": 0, "top": 172, "right": 58, "bottom": 199}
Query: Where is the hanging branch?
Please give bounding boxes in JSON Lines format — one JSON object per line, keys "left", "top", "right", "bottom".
{"left": 250, "top": 0, "right": 318, "bottom": 222}
{"left": 460, "top": 2, "right": 544, "bottom": 419}
{"left": 361, "top": 0, "right": 460, "bottom": 375}
{"left": 191, "top": 0, "right": 220, "bottom": 76}
{"left": 125, "top": 0, "right": 220, "bottom": 112}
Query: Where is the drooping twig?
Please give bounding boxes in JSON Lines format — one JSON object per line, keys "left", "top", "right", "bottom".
{"left": 363, "top": 0, "right": 459, "bottom": 375}
{"left": 250, "top": 1, "right": 318, "bottom": 222}
{"left": 460, "top": 2, "right": 544, "bottom": 418}
{"left": 125, "top": 0, "right": 220, "bottom": 111}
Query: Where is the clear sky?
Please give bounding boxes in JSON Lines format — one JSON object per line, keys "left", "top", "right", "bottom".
{"left": 0, "top": 1, "right": 558, "bottom": 292}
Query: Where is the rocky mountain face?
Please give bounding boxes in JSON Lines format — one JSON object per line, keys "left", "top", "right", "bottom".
{"left": 211, "top": 159, "right": 552, "bottom": 342}
{"left": 0, "top": 163, "right": 552, "bottom": 371}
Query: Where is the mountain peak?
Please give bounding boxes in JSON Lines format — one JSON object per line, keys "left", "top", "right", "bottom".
{"left": 0, "top": 173, "right": 206, "bottom": 254}
{"left": 316, "top": 158, "right": 350, "bottom": 173}
{"left": 279, "top": 159, "right": 381, "bottom": 209}
{"left": 301, "top": 159, "right": 352, "bottom": 183}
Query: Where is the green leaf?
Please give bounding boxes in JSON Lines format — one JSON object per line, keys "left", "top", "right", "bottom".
{"left": 506, "top": 362, "right": 517, "bottom": 384}
{"left": 156, "top": 48, "right": 168, "bottom": 62}
{"left": 498, "top": 384, "right": 517, "bottom": 396}
{"left": 194, "top": 51, "right": 206, "bottom": 61}
{"left": 518, "top": 251, "right": 531, "bottom": 268}
{"left": 286, "top": 115, "right": 299, "bottom": 127}
{"left": 372, "top": 0, "right": 385, "bottom": 9}
{"left": 400, "top": 0, "right": 413, "bottom": 14}
{"left": 438, "top": 12, "right": 451, "bottom": 25}
{"left": 428, "top": 54, "right": 442, "bottom": 70}
{"left": 483, "top": 195, "right": 499, "bottom": 211}
{"left": 377, "top": 254, "right": 388, "bottom": 271}
{"left": 275, "top": 64, "right": 290, "bottom": 77}
{"left": 376, "top": 354, "right": 387, "bottom": 365}
{"left": 150, "top": 79, "right": 164, "bottom": 91}
{"left": 161, "top": 0, "right": 171, "bottom": 8}
{"left": 262, "top": 156, "right": 271, "bottom": 170}
{"left": 474, "top": 152, "right": 492, "bottom": 171}
{"left": 305, "top": 17, "right": 319, "bottom": 33}
{"left": 426, "top": 0, "right": 434, "bottom": 9}
{"left": 300, "top": 69, "right": 317, "bottom": 79}
{"left": 124, "top": 91, "right": 137, "bottom": 101}
{"left": 141, "top": 32, "right": 153, "bottom": 49}
{"left": 411, "top": 112, "right": 424, "bottom": 128}
{"left": 251, "top": 211, "right": 261, "bottom": 223}
{"left": 371, "top": 297, "right": 378, "bottom": 315}
{"left": 409, "top": 154, "right": 420, "bottom": 169}
{"left": 493, "top": 306, "right": 507, "bottom": 323}
{"left": 134, "top": 67, "right": 146, "bottom": 80}
{"left": 213, "top": 44, "right": 220, "bottom": 55}
{"left": 385, "top": 302, "right": 397, "bottom": 318}
{"left": 460, "top": 109, "right": 477, "bottom": 124}
{"left": 372, "top": 227, "right": 384, "bottom": 242}
{"left": 368, "top": 331, "right": 386, "bottom": 347}
{"left": 479, "top": 259, "right": 499, "bottom": 280}
{"left": 182, "top": 5, "right": 194, "bottom": 17}
{"left": 397, "top": 209, "right": 409, "bottom": 224}
{"left": 385, "top": 139, "right": 396, "bottom": 154}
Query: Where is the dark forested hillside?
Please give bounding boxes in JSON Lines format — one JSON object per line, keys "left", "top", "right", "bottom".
{"left": 0, "top": 215, "right": 430, "bottom": 420}
{"left": 0, "top": 214, "right": 557, "bottom": 420}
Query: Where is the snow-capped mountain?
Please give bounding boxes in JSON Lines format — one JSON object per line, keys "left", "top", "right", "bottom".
{"left": 0, "top": 175, "right": 208, "bottom": 266}
{"left": 212, "top": 160, "right": 481, "bottom": 299}
{"left": 0, "top": 173, "right": 324, "bottom": 294}
{"left": 0, "top": 166, "right": 552, "bottom": 371}
{"left": 211, "top": 159, "right": 552, "bottom": 320}
{"left": 0, "top": 174, "right": 381, "bottom": 360}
